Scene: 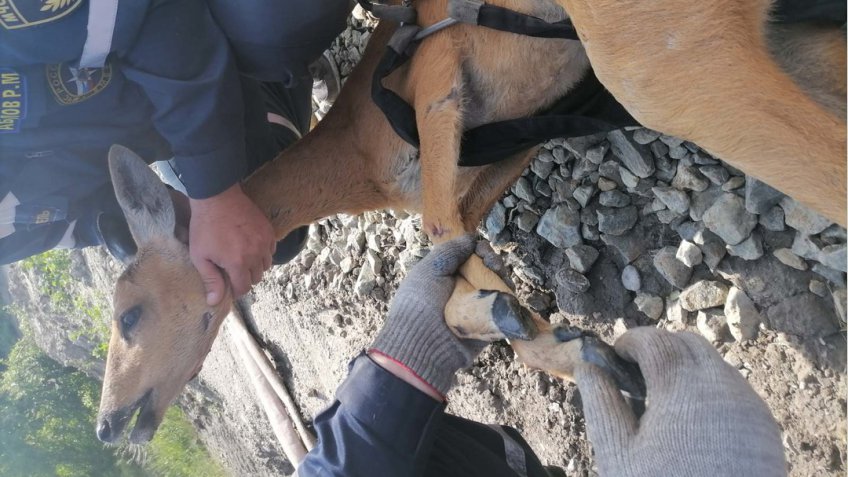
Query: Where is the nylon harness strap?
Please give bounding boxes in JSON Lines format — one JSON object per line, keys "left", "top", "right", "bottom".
{"left": 365, "top": 0, "right": 638, "bottom": 167}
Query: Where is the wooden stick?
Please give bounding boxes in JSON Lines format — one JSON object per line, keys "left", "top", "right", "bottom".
{"left": 228, "top": 311, "right": 317, "bottom": 450}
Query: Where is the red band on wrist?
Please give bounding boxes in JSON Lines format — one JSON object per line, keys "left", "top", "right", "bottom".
{"left": 367, "top": 349, "right": 447, "bottom": 401}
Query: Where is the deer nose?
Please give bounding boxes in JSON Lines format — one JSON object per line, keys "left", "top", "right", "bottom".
{"left": 96, "top": 418, "right": 114, "bottom": 443}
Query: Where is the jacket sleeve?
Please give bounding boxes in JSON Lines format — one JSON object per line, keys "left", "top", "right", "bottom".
{"left": 296, "top": 355, "right": 447, "bottom": 477}
{"left": 120, "top": 0, "right": 246, "bottom": 199}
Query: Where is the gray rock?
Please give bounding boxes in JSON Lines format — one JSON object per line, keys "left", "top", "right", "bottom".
{"left": 513, "top": 177, "right": 536, "bottom": 203}
{"left": 573, "top": 185, "right": 596, "bottom": 208}
{"left": 812, "top": 263, "right": 846, "bottom": 287}
{"left": 791, "top": 232, "right": 822, "bottom": 260}
{"left": 585, "top": 143, "right": 610, "bottom": 164}
{"left": 607, "top": 130, "right": 655, "bottom": 178}
{"left": 680, "top": 280, "right": 730, "bottom": 311}
{"left": 701, "top": 239, "right": 727, "bottom": 270}
{"left": 676, "top": 240, "right": 703, "bottom": 267}
{"left": 659, "top": 135, "right": 684, "bottom": 147}
{"left": 699, "top": 165, "right": 729, "bottom": 185}
{"left": 572, "top": 157, "right": 599, "bottom": 181}
{"left": 536, "top": 206, "right": 582, "bottom": 249}
{"left": 563, "top": 133, "right": 606, "bottom": 159}
{"left": 689, "top": 186, "right": 724, "bottom": 222}
{"left": 527, "top": 293, "right": 552, "bottom": 312}
{"left": 654, "top": 155, "right": 677, "bottom": 183}
{"left": 515, "top": 210, "right": 540, "bottom": 232}
{"left": 668, "top": 144, "right": 689, "bottom": 160}
{"left": 833, "top": 288, "right": 847, "bottom": 325}
{"left": 599, "top": 161, "right": 622, "bottom": 182}
{"left": 702, "top": 193, "right": 758, "bottom": 245}
{"left": 621, "top": 265, "right": 641, "bottom": 291}
{"left": 773, "top": 248, "right": 807, "bottom": 271}
{"left": 535, "top": 180, "right": 552, "bottom": 197}
{"left": 650, "top": 141, "right": 669, "bottom": 159}
{"left": 537, "top": 149, "right": 554, "bottom": 163}
{"left": 692, "top": 152, "right": 718, "bottom": 165}
{"left": 597, "top": 206, "right": 638, "bottom": 236}
{"left": 354, "top": 264, "right": 377, "bottom": 296}
{"left": 819, "top": 244, "right": 847, "bottom": 272}
{"left": 675, "top": 221, "right": 705, "bottom": 242}
{"left": 557, "top": 268, "right": 591, "bottom": 293}
{"left": 657, "top": 209, "right": 683, "bottom": 225}
{"left": 566, "top": 244, "right": 600, "bottom": 273}
{"left": 599, "top": 190, "right": 631, "bottom": 208}
{"left": 644, "top": 197, "right": 667, "bottom": 214}
{"left": 809, "top": 280, "right": 828, "bottom": 298}
{"left": 582, "top": 223, "right": 600, "bottom": 241}
{"left": 820, "top": 225, "right": 847, "bottom": 244}
{"left": 727, "top": 232, "right": 764, "bottom": 261}
{"left": 781, "top": 197, "right": 831, "bottom": 235}
{"left": 502, "top": 194, "right": 519, "bottom": 209}
{"left": 652, "top": 186, "right": 690, "bottom": 214}
{"left": 759, "top": 205, "right": 786, "bottom": 231}
{"left": 552, "top": 146, "right": 569, "bottom": 164}
{"left": 697, "top": 309, "right": 729, "bottom": 343}
{"left": 485, "top": 202, "right": 507, "bottom": 237}
{"left": 635, "top": 293, "right": 664, "bottom": 319}
{"left": 724, "top": 287, "right": 761, "bottom": 341}
{"left": 721, "top": 176, "right": 746, "bottom": 191}
{"left": 598, "top": 177, "right": 618, "bottom": 192}
{"left": 531, "top": 159, "right": 555, "bottom": 180}
{"left": 632, "top": 128, "right": 661, "bottom": 144}
{"left": 619, "top": 166, "right": 639, "bottom": 189}
{"left": 602, "top": 232, "right": 648, "bottom": 265}
{"left": 365, "top": 249, "right": 382, "bottom": 275}
{"left": 653, "top": 246, "right": 693, "bottom": 289}
{"left": 672, "top": 164, "right": 710, "bottom": 192}
{"left": 745, "top": 177, "right": 785, "bottom": 214}
{"left": 766, "top": 293, "right": 838, "bottom": 337}
{"left": 666, "top": 298, "right": 690, "bottom": 324}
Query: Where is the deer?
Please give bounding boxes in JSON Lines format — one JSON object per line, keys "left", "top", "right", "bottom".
{"left": 96, "top": 0, "right": 846, "bottom": 444}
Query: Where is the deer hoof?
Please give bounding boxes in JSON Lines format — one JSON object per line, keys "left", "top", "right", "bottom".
{"left": 491, "top": 292, "right": 537, "bottom": 341}
{"left": 557, "top": 327, "right": 645, "bottom": 401}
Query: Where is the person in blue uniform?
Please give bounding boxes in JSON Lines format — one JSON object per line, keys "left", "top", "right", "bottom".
{"left": 295, "top": 236, "right": 788, "bottom": 477}
{"left": 0, "top": 0, "right": 349, "bottom": 306}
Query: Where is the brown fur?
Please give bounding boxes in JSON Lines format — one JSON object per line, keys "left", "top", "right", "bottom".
{"left": 99, "top": 0, "right": 846, "bottom": 441}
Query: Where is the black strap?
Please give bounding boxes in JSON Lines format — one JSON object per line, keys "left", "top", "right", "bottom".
{"left": 475, "top": 3, "right": 579, "bottom": 39}
{"left": 366, "top": 0, "right": 637, "bottom": 167}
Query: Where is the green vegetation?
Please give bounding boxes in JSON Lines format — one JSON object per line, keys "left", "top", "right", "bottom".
{"left": 21, "top": 250, "right": 110, "bottom": 359}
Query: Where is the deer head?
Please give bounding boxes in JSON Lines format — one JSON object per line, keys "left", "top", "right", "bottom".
{"left": 96, "top": 145, "right": 231, "bottom": 444}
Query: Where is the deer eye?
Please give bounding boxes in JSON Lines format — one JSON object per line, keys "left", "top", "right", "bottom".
{"left": 119, "top": 305, "right": 142, "bottom": 339}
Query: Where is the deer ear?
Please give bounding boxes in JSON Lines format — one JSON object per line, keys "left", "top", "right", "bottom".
{"left": 108, "top": 145, "right": 176, "bottom": 246}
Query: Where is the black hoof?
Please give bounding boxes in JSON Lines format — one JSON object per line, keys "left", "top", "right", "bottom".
{"left": 490, "top": 291, "right": 537, "bottom": 341}
{"left": 580, "top": 336, "right": 646, "bottom": 402}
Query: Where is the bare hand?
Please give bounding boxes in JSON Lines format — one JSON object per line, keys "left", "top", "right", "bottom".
{"left": 189, "top": 183, "right": 275, "bottom": 305}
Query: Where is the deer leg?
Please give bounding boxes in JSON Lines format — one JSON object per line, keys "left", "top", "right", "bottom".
{"left": 444, "top": 254, "right": 645, "bottom": 398}
{"left": 458, "top": 150, "right": 537, "bottom": 230}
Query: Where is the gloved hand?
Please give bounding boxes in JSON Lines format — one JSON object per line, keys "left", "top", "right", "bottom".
{"left": 575, "top": 327, "right": 786, "bottom": 477}
{"left": 370, "top": 235, "right": 485, "bottom": 397}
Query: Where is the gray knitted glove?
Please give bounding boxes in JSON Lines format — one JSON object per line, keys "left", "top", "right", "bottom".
{"left": 371, "top": 235, "right": 484, "bottom": 396}
{"left": 575, "top": 327, "right": 786, "bottom": 477}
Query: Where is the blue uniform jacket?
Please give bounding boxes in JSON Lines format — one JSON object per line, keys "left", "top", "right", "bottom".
{"left": 0, "top": 0, "right": 349, "bottom": 263}
{"left": 298, "top": 355, "right": 549, "bottom": 477}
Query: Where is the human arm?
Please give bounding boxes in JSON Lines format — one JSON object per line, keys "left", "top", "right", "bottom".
{"left": 296, "top": 236, "right": 482, "bottom": 476}
{"left": 575, "top": 327, "right": 787, "bottom": 477}
{"left": 120, "top": 0, "right": 274, "bottom": 304}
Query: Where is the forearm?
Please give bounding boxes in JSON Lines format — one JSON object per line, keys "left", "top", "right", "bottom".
{"left": 296, "top": 356, "right": 445, "bottom": 477}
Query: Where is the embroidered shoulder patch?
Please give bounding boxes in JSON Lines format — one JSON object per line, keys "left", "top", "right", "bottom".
{"left": 0, "top": 68, "right": 26, "bottom": 133}
{"left": 46, "top": 62, "right": 112, "bottom": 105}
{"left": 0, "top": 0, "right": 84, "bottom": 30}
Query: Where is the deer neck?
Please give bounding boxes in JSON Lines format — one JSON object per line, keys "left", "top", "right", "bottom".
{"left": 242, "top": 117, "right": 384, "bottom": 239}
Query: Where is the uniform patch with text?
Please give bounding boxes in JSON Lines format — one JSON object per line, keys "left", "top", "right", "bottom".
{"left": 0, "top": 68, "right": 26, "bottom": 133}
{"left": 0, "top": 0, "right": 83, "bottom": 30}
{"left": 46, "top": 62, "right": 112, "bottom": 105}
